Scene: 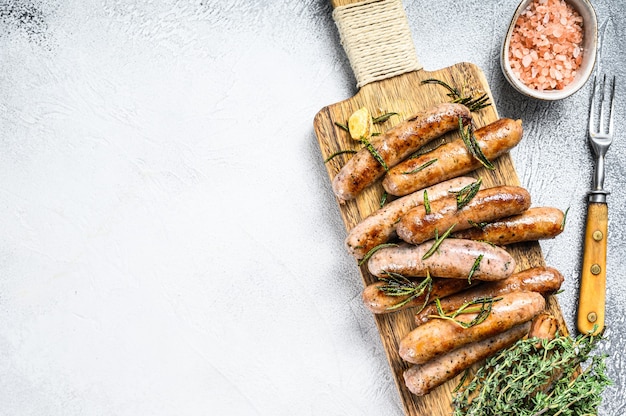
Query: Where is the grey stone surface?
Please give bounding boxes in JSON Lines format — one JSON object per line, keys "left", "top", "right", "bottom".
{"left": 0, "top": 0, "right": 623, "bottom": 414}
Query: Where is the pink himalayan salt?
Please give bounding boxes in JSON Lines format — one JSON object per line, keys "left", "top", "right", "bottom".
{"left": 508, "top": 0, "right": 584, "bottom": 91}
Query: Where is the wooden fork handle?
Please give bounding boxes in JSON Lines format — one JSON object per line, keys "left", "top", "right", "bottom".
{"left": 577, "top": 202, "right": 608, "bottom": 335}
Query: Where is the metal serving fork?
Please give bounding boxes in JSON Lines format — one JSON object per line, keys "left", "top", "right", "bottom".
{"left": 577, "top": 75, "right": 616, "bottom": 335}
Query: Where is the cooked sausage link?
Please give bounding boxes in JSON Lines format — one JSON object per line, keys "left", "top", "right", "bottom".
{"left": 415, "top": 266, "right": 563, "bottom": 325}
{"left": 367, "top": 239, "right": 516, "bottom": 281}
{"left": 362, "top": 277, "right": 475, "bottom": 314}
{"left": 451, "top": 207, "right": 565, "bottom": 245}
{"left": 403, "top": 321, "right": 530, "bottom": 396}
{"left": 396, "top": 185, "right": 532, "bottom": 245}
{"left": 399, "top": 291, "right": 545, "bottom": 364}
{"left": 383, "top": 118, "right": 523, "bottom": 196}
{"left": 346, "top": 177, "right": 478, "bottom": 259}
{"left": 331, "top": 103, "right": 471, "bottom": 202}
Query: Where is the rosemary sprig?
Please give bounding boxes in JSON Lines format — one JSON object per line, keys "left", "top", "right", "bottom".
{"left": 334, "top": 121, "right": 349, "bottom": 132}
{"left": 324, "top": 149, "right": 358, "bottom": 163}
{"left": 459, "top": 119, "right": 495, "bottom": 170}
{"left": 379, "top": 191, "right": 388, "bottom": 208}
{"left": 430, "top": 296, "right": 501, "bottom": 328}
{"left": 450, "top": 178, "right": 482, "bottom": 210}
{"left": 372, "top": 112, "right": 398, "bottom": 124}
{"left": 402, "top": 158, "right": 438, "bottom": 175}
{"left": 422, "top": 224, "right": 456, "bottom": 260}
{"left": 361, "top": 137, "right": 389, "bottom": 171}
{"left": 452, "top": 331, "right": 611, "bottom": 416}
{"left": 467, "top": 254, "right": 483, "bottom": 284}
{"left": 423, "top": 190, "right": 431, "bottom": 214}
{"left": 560, "top": 207, "right": 570, "bottom": 231}
{"left": 358, "top": 243, "right": 398, "bottom": 266}
{"left": 468, "top": 219, "right": 488, "bottom": 230}
{"left": 421, "top": 78, "right": 491, "bottom": 112}
{"left": 378, "top": 270, "right": 433, "bottom": 311}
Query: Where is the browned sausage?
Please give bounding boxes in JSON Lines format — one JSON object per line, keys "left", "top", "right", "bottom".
{"left": 399, "top": 291, "right": 545, "bottom": 364}
{"left": 383, "top": 118, "right": 523, "bottom": 196}
{"left": 346, "top": 177, "right": 479, "bottom": 259}
{"left": 403, "top": 321, "right": 530, "bottom": 396}
{"left": 331, "top": 103, "right": 471, "bottom": 202}
{"left": 362, "top": 277, "right": 476, "bottom": 314}
{"left": 415, "top": 266, "right": 563, "bottom": 324}
{"left": 367, "top": 240, "right": 516, "bottom": 281}
{"left": 451, "top": 207, "right": 565, "bottom": 245}
{"left": 528, "top": 312, "right": 559, "bottom": 342}
{"left": 396, "top": 185, "right": 532, "bottom": 245}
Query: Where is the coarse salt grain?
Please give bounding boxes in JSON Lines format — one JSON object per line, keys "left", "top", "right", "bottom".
{"left": 508, "top": 0, "right": 584, "bottom": 91}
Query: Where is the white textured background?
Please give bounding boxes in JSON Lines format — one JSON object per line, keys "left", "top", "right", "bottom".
{"left": 1, "top": 1, "right": 624, "bottom": 415}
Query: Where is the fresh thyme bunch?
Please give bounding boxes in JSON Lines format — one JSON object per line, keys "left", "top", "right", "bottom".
{"left": 452, "top": 331, "right": 610, "bottom": 416}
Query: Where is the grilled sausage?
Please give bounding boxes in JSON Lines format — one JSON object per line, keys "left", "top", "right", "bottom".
{"left": 403, "top": 321, "right": 531, "bottom": 396}
{"left": 383, "top": 118, "right": 523, "bottom": 196}
{"left": 331, "top": 103, "right": 471, "bottom": 203}
{"left": 362, "top": 277, "right": 476, "bottom": 314}
{"left": 367, "top": 239, "right": 516, "bottom": 281}
{"left": 415, "top": 266, "right": 563, "bottom": 324}
{"left": 346, "top": 177, "right": 479, "bottom": 259}
{"left": 399, "top": 291, "right": 545, "bottom": 364}
{"left": 528, "top": 312, "right": 559, "bottom": 342}
{"left": 397, "top": 185, "right": 531, "bottom": 245}
{"left": 451, "top": 207, "right": 565, "bottom": 245}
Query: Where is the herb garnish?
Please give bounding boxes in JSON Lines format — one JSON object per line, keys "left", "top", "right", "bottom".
{"left": 467, "top": 254, "right": 483, "bottom": 284}
{"left": 459, "top": 119, "right": 495, "bottom": 170}
{"left": 378, "top": 270, "right": 433, "bottom": 311}
{"left": 430, "top": 296, "right": 501, "bottom": 328}
{"left": 452, "top": 331, "right": 611, "bottom": 416}
{"left": 358, "top": 243, "right": 398, "bottom": 266}
{"left": 560, "top": 207, "right": 570, "bottom": 231}
{"left": 334, "top": 121, "right": 350, "bottom": 132}
{"left": 422, "top": 224, "right": 456, "bottom": 260}
{"left": 423, "top": 190, "right": 431, "bottom": 214}
{"left": 324, "top": 149, "right": 358, "bottom": 163}
{"left": 379, "top": 191, "right": 388, "bottom": 208}
{"left": 402, "top": 158, "right": 438, "bottom": 175}
{"left": 450, "top": 178, "right": 482, "bottom": 210}
{"left": 421, "top": 78, "right": 491, "bottom": 112}
{"left": 372, "top": 112, "right": 398, "bottom": 124}
{"left": 361, "top": 138, "right": 389, "bottom": 171}
{"left": 468, "top": 219, "right": 487, "bottom": 230}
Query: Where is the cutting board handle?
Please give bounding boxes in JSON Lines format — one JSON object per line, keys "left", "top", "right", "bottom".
{"left": 331, "top": 0, "right": 422, "bottom": 88}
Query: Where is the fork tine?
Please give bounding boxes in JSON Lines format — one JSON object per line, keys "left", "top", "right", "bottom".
{"left": 608, "top": 75, "right": 616, "bottom": 135}
{"left": 599, "top": 74, "right": 607, "bottom": 134}
{"left": 589, "top": 76, "right": 597, "bottom": 135}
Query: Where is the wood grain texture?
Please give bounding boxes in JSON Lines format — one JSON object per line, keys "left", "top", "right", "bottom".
{"left": 577, "top": 202, "right": 608, "bottom": 335}
{"left": 313, "top": 66, "right": 569, "bottom": 415}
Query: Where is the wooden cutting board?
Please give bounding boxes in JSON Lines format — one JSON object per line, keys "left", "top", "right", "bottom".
{"left": 313, "top": 0, "right": 569, "bottom": 415}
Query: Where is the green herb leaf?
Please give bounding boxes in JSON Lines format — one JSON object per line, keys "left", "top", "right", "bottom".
{"left": 560, "top": 207, "right": 570, "bottom": 231}
{"left": 324, "top": 149, "right": 358, "bottom": 163}
{"left": 358, "top": 243, "right": 398, "bottom": 266}
{"left": 459, "top": 119, "right": 495, "bottom": 170}
{"left": 334, "top": 121, "right": 349, "bottom": 132}
{"left": 402, "top": 158, "right": 438, "bottom": 175}
{"left": 421, "top": 78, "right": 491, "bottom": 112}
{"left": 372, "top": 112, "right": 398, "bottom": 124}
{"left": 450, "top": 177, "right": 483, "bottom": 210}
{"left": 422, "top": 224, "right": 456, "bottom": 260}
{"left": 430, "top": 296, "right": 501, "bottom": 328}
{"left": 468, "top": 219, "right": 488, "bottom": 229}
{"left": 467, "top": 254, "right": 483, "bottom": 284}
{"left": 379, "top": 191, "right": 388, "bottom": 208}
{"left": 424, "top": 190, "right": 431, "bottom": 215}
{"left": 378, "top": 270, "right": 433, "bottom": 311}
{"left": 361, "top": 138, "right": 389, "bottom": 171}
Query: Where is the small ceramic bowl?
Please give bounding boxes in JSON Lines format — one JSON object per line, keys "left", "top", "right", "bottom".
{"left": 501, "top": 0, "right": 598, "bottom": 100}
